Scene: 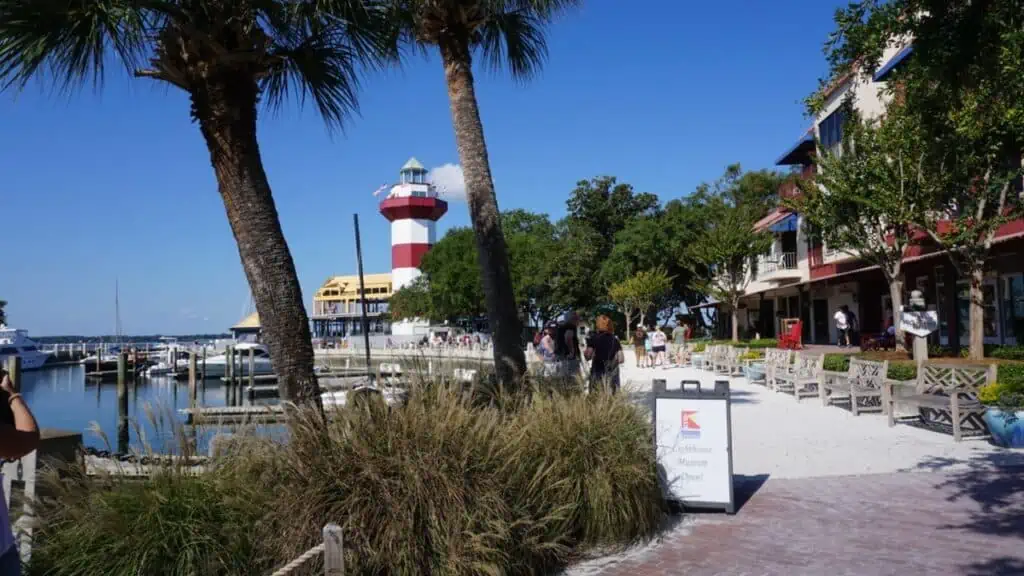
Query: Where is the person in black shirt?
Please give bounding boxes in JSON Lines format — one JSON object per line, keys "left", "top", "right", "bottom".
{"left": 555, "top": 311, "right": 581, "bottom": 379}
{"left": 585, "top": 314, "right": 623, "bottom": 394}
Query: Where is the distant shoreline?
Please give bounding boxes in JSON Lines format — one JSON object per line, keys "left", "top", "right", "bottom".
{"left": 33, "top": 334, "right": 232, "bottom": 344}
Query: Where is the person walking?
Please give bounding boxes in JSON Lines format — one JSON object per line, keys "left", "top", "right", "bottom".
{"left": 585, "top": 315, "right": 624, "bottom": 394}
{"left": 651, "top": 325, "right": 668, "bottom": 367}
{"left": 536, "top": 324, "right": 558, "bottom": 377}
{"left": 834, "top": 307, "right": 850, "bottom": 347}
{"left": 555, "top": 312, "right": 581, "bottom": 380}
{"left": 673, "top": 321, "right": 691, "bottom": 366}
{"left": 0, "top": 369, "right": 40, "bottom": 576}
{"left": 633, "top": 325, "right": 648, "bottom": 368}
{"left": 843, "top": 305, "right": 859, "bottom": 347}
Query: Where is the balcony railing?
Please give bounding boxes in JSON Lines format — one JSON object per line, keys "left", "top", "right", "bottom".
{"left": 757, "top": 252, "right": 798, "bottom": 275}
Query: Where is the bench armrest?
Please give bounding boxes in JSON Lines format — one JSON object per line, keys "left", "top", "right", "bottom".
{"left": 884, "top": 379, "right": 916, "bottom": 390}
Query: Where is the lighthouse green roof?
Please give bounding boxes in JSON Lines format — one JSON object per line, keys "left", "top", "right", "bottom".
{"left": 400, "top": 157, "right": 426, "bottom": 172}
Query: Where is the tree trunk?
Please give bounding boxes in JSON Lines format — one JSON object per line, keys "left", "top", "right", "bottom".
{"left": 888, "top": 278, "right": 906, "bottom": 352}
{"left": 623, "top": 310, "right": 634, "bottom": 343}
{"left": 639, "top": 310, "right": 646, "bottom": 328}
{"left": 191, "top": 77, "right": 320, "bottom": 407}
{"left": 968, "top": 265, "right": 985, "bottom": 360}
{"left": 730, "top": 301, "right": 739, "bottom": 343}
{"left": 438, "top": 39, "right": 526, "bottom": 386}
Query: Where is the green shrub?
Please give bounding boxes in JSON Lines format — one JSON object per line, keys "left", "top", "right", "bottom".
{"left": 997, "top": 363, "right": 1024, "bottom": 388}
{"left": 822, "top": 354, "right": 849, "bottom": 372}
{"left": 32, "top": 385, "right": 666, "bottom": 576}
{"left": 693, "top": 343, "right": 707, "bottom": 353}
{"left": 887, "top": 362, "right": 917, "bottom": 381}
{"left": 708, "top": 339, "right": 778, "bottom": 349}
{"left": 990, "top": 346, "right": 1024, "bottom": 361}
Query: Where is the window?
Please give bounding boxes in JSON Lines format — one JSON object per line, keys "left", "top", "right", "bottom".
{"left": 1003, "top": 273, "right": 1024, "bottom": 344}
{"left": 818, "top": 106, "right": 848, "bottom": 155}
{"left": 0, "top": 347, "right": 17, "bottom": 355}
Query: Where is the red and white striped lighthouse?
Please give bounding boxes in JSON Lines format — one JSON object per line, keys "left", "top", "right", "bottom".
{"left": 379, "top": 157, "right": 448, "bottom": 333}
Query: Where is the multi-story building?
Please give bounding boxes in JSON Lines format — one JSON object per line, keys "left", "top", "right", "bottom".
{"left": 725, "top": 42, "right": 1024, "bottom": 347}
{"left": 310, "top": 273, "right": 394, "bottom": 338}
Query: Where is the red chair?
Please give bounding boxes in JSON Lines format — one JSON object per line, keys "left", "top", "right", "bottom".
{"left": 779, "top": 319, "right": 803, "bottom": 350}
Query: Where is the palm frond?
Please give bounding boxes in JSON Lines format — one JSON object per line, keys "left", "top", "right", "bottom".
{"left": 0, "top": 0, "right": 153, "bottom": 93}
{"left": 257, "top": 0, "right": 399, "bottom": 130}
{"left": 477, "top": 8, "right": 547, "bottom": 81}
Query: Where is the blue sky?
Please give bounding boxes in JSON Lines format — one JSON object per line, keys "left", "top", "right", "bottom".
{"left": 1, "top": 1, "right": 846, "bottom": 336}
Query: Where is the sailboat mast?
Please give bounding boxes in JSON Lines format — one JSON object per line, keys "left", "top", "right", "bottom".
{"left": 115, "top": 278, "right": 122, "bottom": 346}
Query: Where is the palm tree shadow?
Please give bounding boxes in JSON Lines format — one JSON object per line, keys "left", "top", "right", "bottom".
{"left": 962, "top": 557, "right": 1024, "bottom": 576}
{"left": 907, "top": 452, "right": 1024, "bottom": 541}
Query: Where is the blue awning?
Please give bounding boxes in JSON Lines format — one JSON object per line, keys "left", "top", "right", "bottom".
{"left": 874, "top": 44, "right": 914, "bottom": 82}
{"left": 769, "top": 213, "right": 798, "bottom": 233}
{"left": 775, "top": 132, "right": 816, "bottom": 166}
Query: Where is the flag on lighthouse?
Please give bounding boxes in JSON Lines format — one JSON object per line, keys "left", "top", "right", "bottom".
{"left": 372, "top": 183, "right": 390, "bottom": 197}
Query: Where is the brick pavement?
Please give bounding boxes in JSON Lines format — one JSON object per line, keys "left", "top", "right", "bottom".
{"left": 579, "top": 463, "right": 1024, "bottom": 576}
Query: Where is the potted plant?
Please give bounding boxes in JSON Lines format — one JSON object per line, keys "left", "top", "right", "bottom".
{"left": 980, "top": 382, "right": 1024, "bottom": 449}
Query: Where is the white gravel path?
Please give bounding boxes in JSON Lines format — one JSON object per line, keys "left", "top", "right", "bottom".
{"left": 562, "top": 354, "right": 1024, "bottom": 576}
{"left": 616, "top": 357, "right": 1024, "bottom": 479}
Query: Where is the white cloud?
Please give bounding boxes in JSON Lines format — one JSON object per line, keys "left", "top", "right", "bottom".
{"left": 429, "top": 163, "right": 467, "bottom": 202}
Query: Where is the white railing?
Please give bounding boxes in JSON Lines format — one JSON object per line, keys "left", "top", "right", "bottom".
{"left": 756, "top": 252, "right": 798, "bottom": 275}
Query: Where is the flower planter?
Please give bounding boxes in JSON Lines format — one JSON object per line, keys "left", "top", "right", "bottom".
{"left": 982, "top": 408, "right": 1024, "bottom": 449}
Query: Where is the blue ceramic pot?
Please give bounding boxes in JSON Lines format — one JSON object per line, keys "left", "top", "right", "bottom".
{"left": 982, "top": 408, "right": 1024, "bottom": 449}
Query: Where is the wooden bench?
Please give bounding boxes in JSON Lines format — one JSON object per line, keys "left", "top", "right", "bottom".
{"left": 773, "top": 352, "right": 823, "bottom": 400}
{"left": 820, "top": 357, "right": 888, "bottom": 415}
{"left": 714, "top": 346, "right": 747, "bottom": 376}
{"left": 763, "top": 348, "right": 793, "bottom": 389}
{"left": 884, "top": 363, "right": 997, "bottom": 442}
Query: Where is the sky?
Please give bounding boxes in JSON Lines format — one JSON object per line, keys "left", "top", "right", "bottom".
{"left": 0, "top": 1, "right": 849, "bottom": 337}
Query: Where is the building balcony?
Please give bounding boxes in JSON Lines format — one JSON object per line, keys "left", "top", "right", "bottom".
{"left": 757, "top": 252, "right": 802, "bottom": 281}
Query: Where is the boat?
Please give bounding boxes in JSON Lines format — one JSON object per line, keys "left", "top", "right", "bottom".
{"left": 0, "top": 325, "right": 53, "bottom": 371}
{"left": 201, "top": 342, "right": 275, "bottom": 378}
{"left": 145, "top": 349, "right": 192, "bottom": 376}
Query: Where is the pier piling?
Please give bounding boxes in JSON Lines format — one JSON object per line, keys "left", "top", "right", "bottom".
{"left": 116, "top": 353, "right": 129, "bottom": 455}
{"left": 226, "top": 346, "right": 235, "bottom": 406}
{"left": 247, "top": 348, "right": 254, "bottom": 393}
{"left": 188, "top": 352, "right": 198, "bottom": 405}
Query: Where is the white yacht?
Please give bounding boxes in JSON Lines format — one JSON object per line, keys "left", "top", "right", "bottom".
{"left": 145, "top": 348, "right": 193, "bottom": 376}
{"left": 0, "top": 325, "right": 52, "bottom": 370}
{"left": 201, "top": 342, "right": 274, "bottom": 378}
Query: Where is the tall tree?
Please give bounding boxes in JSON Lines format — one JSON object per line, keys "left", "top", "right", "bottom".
{"left": 390, "top": 0, "right": 578, "bottom": 385}
{"left": 389, "top": 277, "right": 434, "bottom": 323}
{"left": 0, "top": 0, "right": 396, "bottom": 404}
{"left": 418, "top": 228, "right": 486, "bottom": 323}
{"left": 817, "top": 0, "right": 1024, "bottom": 359}
{"left": 503, "top": 210, "right": 560, "bottom": 327}
{"left": 608, "top": 268, "right": 673, "bottom": 334}
{"left": 688, "top": 168, "right": 773, "bottom": 342}
{"left": 789, "top": 107, "right": 929, "bottom": 350}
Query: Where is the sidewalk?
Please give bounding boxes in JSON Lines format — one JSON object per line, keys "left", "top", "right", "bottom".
{"left": 564, "top": 360, "right": 1024, "bottom": 576}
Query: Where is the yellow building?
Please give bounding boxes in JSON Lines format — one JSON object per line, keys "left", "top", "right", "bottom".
{"left": 311, "top": 273, "right": 394, "bottom": 338}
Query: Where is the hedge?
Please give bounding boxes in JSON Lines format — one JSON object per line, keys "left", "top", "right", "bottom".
{"left": 823, "top": 353, "right": 1024, "bottom": 384}
{"left": 708, "top": 339, "right": 779, "bottom": 349}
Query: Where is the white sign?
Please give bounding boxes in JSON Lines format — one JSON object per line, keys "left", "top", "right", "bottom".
{"left": 655, "top": 396, "right": 732, "bottom": 506}
{"left": 901, "top": 310, "right": 939, "bottom": 338}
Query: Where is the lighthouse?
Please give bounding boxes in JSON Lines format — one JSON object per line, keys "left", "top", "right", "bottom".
{"left": 379, "top": 157, "right": 448, "bottom": 335}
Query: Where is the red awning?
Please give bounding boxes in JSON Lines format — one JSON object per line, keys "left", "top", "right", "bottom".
{"left": 754, "top": 208, "right": 792, "bottom": 232}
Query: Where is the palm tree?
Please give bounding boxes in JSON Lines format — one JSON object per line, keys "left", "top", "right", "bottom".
{"left": 0, "top": 0, "right": 395, "bottom": 406}
{"left": 391, "top": 0, "right": 578, "bottom": 385}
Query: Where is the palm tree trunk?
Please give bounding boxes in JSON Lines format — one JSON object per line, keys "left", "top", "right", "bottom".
{"left": 191, "top": 79, "right": 320, "bottom": 407}
{"left": 438, "top": 39, "right": 526, "bottom": 385}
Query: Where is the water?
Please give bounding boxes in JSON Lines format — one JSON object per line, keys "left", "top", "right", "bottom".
{"left": 21, "top": 365, "right": 272, "bottom": 453}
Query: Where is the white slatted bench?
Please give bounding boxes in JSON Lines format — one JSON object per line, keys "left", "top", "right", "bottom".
{"left": 820, "top": 357, "right": 888, "bottom": 415}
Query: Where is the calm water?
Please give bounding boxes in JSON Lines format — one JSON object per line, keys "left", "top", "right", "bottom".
{"left": 22, "top": 357, "right": 492, "bottom": 453}
{"left": 21, "top": 365, "right": 272, "bottom": 452}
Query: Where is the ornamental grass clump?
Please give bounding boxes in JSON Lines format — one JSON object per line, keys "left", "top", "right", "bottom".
{"left": 28, "top": 382, "right": 665, "bottom": 576}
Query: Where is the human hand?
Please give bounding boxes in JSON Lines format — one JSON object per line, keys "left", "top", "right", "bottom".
{"left": 0, "top": 372, "right": 12, "bottom": 394}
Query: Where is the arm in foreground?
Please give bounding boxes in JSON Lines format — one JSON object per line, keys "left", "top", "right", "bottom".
{"left": 0, "top": 373, "right": 39, "bottom": 460}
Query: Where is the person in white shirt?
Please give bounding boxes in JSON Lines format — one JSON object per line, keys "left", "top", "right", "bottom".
{"left": 650, "top": 327, "right": 668, "bottom": 367}
{"left": 834, "top": 308, "right": 850, "bottom": 347}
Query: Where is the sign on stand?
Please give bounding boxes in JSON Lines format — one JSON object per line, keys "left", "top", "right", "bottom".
{"left": 652, "top": 379, "right": 735, "bottom": 514}
{"left": 901, "top": 310, "right": 939, "bottom": 338}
